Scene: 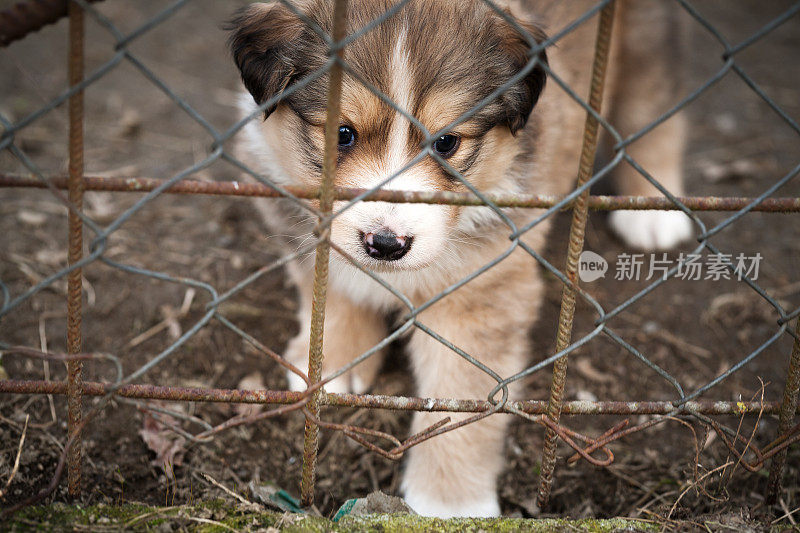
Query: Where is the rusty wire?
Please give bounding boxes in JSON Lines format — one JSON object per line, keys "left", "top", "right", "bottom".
{"left": 538, "top": 0, "right": 616, "bottom": 508}
{"left": 1, "top": 0, "right": 799, "bottom": 518}
{"left": 300, "top": 0, "right": 349, "bottom": 507}
{"left": 3, "top": 172, "right": 800, "bottom": 212}
{"left": 767, "top": 317, "right": 800, "bottom": 502}
{"left": 65, "top": 0, "right": 84, "bottom": 499}
{"left": 3, "top": 344, "right": 800, "bottom": 493}
{"left": 3, "top": 373, "right": 797, "bottom": 417}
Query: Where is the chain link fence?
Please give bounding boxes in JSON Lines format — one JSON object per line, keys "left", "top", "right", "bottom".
{"left": 1, "top": 0, "right": 799, "bottom": 519}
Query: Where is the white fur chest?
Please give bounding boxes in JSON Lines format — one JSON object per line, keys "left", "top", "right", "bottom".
{"left": 326, "top": 257, "right": 456, "bottom": 312}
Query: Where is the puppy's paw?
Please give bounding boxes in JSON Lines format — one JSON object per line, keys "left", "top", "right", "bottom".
{"left": 286, "top": 359, "right": 370, "bottom": 394}
{"left": 609, "top": 210, "right": 694, "bottom": 251}
{"left": 283, "top": 333, "right": 376, "bottom": 394}
{"left": 283, "top": 336, "right": 311, "bottom": 392}
{"left": 404, "top": 488, "right": 501, "bottom": 518}
{"left": 284, "top": 368, "right": 365, "bottom": 394}
{"left": 285, "top": 370, "right": 309, "bottom": 392}
{"left": 320, "top": 372, "right": 369, "bottom": 395}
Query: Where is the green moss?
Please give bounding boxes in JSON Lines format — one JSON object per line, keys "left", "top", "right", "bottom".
{"left": 5, "top": 501, "right": 788, "bottom": 532}
{"left": 336, "top": 515, "right": 659, "bottom": 532}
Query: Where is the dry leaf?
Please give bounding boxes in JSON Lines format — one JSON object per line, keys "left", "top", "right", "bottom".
{"left": 573, "top": 357, "right": 614, "bottom": 384}
{"left": 139, "top": 406, "right": 186, "bottom": 479}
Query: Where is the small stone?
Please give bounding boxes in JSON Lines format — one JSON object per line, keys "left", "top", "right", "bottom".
{"left": 576, "top": 389, "right": 597, "bottom": 402}
{"left": 119, "top": 108, "right": 142, "bottom": 138}
{"left": 17, "top": 210, "right": 47, "bottom": 226}
{"left": 348, "top": 491, "right": 416, "bottom": 515}
{"left": 712, "top": 113, "right": 738, "bottom": 135}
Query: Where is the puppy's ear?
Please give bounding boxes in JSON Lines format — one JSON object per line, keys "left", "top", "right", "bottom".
{"left": 228, "top": 2, "right": 305, "bottom": 117}
{"left": 496, "top": 17, "right": 548, "bottom": 134}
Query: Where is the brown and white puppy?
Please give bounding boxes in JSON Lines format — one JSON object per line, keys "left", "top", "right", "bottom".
{"left": 229, "top": 0, "right": 691, "bottom": 518}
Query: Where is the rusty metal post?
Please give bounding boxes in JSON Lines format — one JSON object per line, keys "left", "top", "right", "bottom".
{"left": 537, "top": 1, "right": 616, "bottom": 509}
{"left": 766, "top": 318, "right": 800, "bottom": 504}
{"left": 66, "top": 0, "right": 85, "bottom": 499}
{"left": 300, "top": 0, "right": 349, "bottom": 508}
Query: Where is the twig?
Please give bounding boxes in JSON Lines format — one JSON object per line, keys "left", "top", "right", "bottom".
{"left": 739, "top": 381, "right": 766, "bottom": 470}
{"left": 38, "top": 316, "right": 57, "bottom": 426}
{"left": 639, "top": 507, "right": 680, "bottom": 529}
{"left": 0, "top": 414, "right": 29, "bottom": 499}
{"left": 635, "top": 489, "right": 680, "bottom": 519}
{"left": 727, "top": 381, "right": 766, "bottom": 480}
{"left": 623, "top": 314, "right": 712, "bottom": 359}
{"left": 774, "top": 498, "right": 798, "bottom": 526}
{"left": 318, "top": 408, "right": 368, "bottom": 463}
{"left": 181, "top": 516, "right": 239, "bottom": 532}
{"left": 199, "top": 472, "right": 252, "bottom": 506}
{"left": 126, "top": 288, "right": 196, "bottom": 348}
{"left": 772, "top": 280, "right": 800, "bottom": 298}
{"left": 667, "top": 461, "right": 734, "bottom": 520}
{"left": 123, "top": 505, "right": 183, "bottom": 527}
{"left": 651, "top": 328, "right": 712, "bottom": 359}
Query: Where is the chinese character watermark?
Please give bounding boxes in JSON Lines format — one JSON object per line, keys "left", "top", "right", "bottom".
{"left": 579, "top": 251, "right": 762, "bottom": 283}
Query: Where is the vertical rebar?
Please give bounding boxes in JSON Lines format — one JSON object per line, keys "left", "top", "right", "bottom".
{"left": 537, "top": 1, "right": 616, "bottom": 509}
{"left": 66, "top": 0, "right": 84, "bottom": 499}
{"left": 766, "top": 317, "right": 800, "bottom": 504}
{"left": 300, "top": 0, "right": 349, "bottom": 508}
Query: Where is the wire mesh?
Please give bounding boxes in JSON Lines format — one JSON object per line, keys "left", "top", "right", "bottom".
{"left": 1, "top": 0, "right": 799, "bottom": 518}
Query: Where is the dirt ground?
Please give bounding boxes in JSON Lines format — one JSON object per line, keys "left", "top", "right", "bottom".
{"left": 1, "top": 0, "right": 799, "bottom": 527}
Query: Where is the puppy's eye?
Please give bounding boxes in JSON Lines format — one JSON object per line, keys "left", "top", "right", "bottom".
{"left": 338, "top": 126, "right": 356, "bottom": 148}
{"left": 432, "top": 134, "right": 460, "bottom": 158}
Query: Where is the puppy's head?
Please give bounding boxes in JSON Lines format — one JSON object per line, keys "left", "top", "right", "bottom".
{"left": 230, "top": 0, "right": 548, "bottom": 272}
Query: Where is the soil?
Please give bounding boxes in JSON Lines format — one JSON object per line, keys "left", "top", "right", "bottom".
{"left": 1, "top": 0, "right": 799, "bottom": 528}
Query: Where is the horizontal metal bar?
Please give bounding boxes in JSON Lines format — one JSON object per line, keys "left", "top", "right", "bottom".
{"left": 3, "top": 173, "right": 799, "bottom": 212}
{"left": 0, "top": 379, "right": 794, "bottom": 416}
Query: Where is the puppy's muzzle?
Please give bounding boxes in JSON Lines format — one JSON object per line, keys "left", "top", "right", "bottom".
{"left": 361, "top": 230, "right": 412, "bottom": 261}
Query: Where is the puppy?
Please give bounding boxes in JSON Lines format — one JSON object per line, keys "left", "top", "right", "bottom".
{"left": 229, "top": 0, "right": 692, "bottom": 518}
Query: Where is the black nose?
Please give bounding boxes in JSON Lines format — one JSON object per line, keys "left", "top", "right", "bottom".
{"left": 362, "top": 230, "right": 412, "bottom": 261}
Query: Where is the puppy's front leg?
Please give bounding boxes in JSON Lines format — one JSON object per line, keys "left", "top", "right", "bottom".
{"left": 606, "top": 1, "right": 693, "bottom": 250}
{"left": 400, "top": 288, "right": 532, "bottom": 518}
{"left": 284, "top": 279, "right": 386, "bottom": 395}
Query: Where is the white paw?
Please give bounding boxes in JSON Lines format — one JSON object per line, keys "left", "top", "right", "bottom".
{"left": 319, "top": 373, "right": 364, "bottom": 395}
{"left": 284, "top": 369, "right": 367, "bottom": 394}
{"left": 609, "top": 210, "right": 694, "bottom": 251}
{"left": 286, "top": 370, "right": 308, "bottom": 392}
{"left": 403, "top": 488, "right": 500, "bottom": 518}
{"left": 348, "top": 373, "right": 368, "bottom": 395}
